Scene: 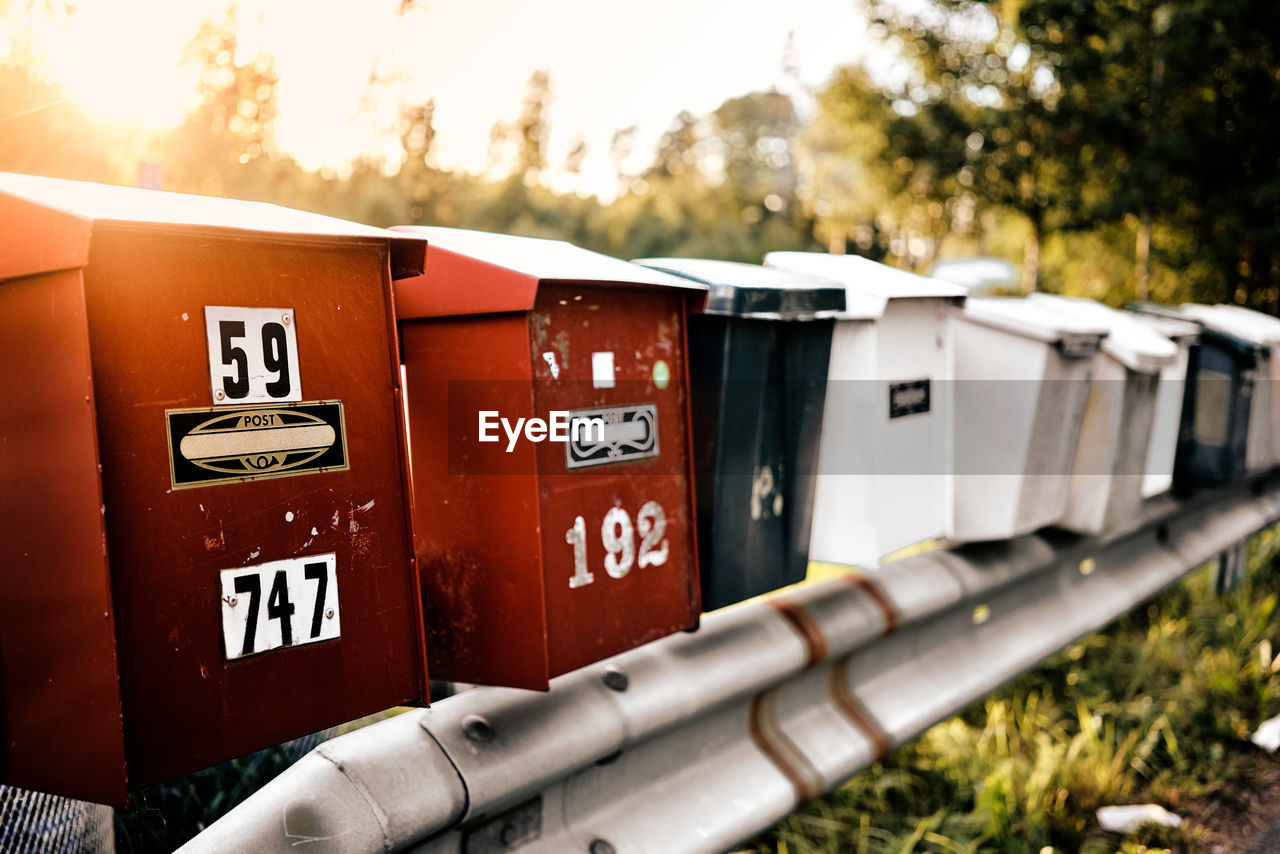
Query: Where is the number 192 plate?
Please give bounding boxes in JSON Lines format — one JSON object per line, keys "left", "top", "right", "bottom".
{"left": 220, "top": 553, "right": 340, "bottom": 660}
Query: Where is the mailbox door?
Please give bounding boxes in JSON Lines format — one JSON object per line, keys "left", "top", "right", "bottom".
{"left": 401, "top": 313, "right": 551, "bottom": 690}
{"left": 82, "top": 227, "right": 425, "bottom": 787}
{"left": 0, "top": 269, "right": 128, "bottom": 805}
{"left": 530, "top": 284, "right": 699, "bottom": 677}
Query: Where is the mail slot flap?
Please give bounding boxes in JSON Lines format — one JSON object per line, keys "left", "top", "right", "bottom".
{"left": 0, "top": 172, "right": 424, "bottom": 276}
{"left": 765, "top": 251, "right": 968, "bottom": 320}
{"left": 634, "top": 257, "right": 845, "bottom": 320}
{"left": 391, "top": 226, "right": 706, "bottom": 318}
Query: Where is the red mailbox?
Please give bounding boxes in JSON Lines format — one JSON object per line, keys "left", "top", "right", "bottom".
{"left": 0, "top": 173, "right": 429, "bottom": 804}
{"left": 392, "top": 227, "right": 707, "bottom": 690}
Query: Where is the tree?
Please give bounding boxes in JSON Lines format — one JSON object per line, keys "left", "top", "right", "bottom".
{"left": 164, "top": 6, "right": 284, "bottom": 197}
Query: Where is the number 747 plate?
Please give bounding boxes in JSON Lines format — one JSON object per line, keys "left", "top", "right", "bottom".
{"left": 220, "top": 554, "right": 341, "bottom": 660}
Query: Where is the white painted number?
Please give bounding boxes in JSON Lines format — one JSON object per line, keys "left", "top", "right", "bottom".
{"left": 220, "top": 553, "right": 339, "bottom": 659}
{"left": 566, "top": 515, "right": 594, "bottom": 589}
{"left": 205, "top": 306, "right": 302, "bottom": 405}
{"left": 637, "top": 501, "right": 670, "bottom": 569}
{"left": 601, "top": 507, "right": 634, "bottom": 578}
{"left": 565, "top": 502, "right": 669, "bottom": 589}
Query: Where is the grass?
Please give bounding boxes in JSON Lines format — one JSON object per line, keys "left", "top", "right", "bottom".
{"left": 750, "top": 525, "right": 1280, "bottom": 854}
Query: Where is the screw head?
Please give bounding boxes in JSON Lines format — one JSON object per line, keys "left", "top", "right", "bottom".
{"left": 462, "top": 714, "right": 493, "bottom": 744}
{"left": 325, "top": 607, "right": 335, "bottom": 620}
{"left": 215, "top": 389, "right": 226, "bottom": 401}
{"left": 602, "top": 667, "right": 629, "bottom": 692}
{"left": 283, "top": 314, "right": 292, "bottom": 325}
{"left": 224, "top": 594, "right": 238, "bottom": 607}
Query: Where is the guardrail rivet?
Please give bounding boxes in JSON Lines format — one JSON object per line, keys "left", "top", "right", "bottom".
{"left": 589, "top": 839, "right": 616, "bottom": 854}
{"left": 461, "top": 714, "right": 493, "bottom": 744}
{"left": 602, "top": 667, "right": 629, "bottom": 692}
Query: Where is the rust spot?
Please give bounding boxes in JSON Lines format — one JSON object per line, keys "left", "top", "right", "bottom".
{"left": 768, "top": 597, "right": 828, "bottom": 668}
{"left": 829, "top": 657, "right": 892, "bottom": 761}
{"left": 845, "top": 573, "right": 900, "bottom": 635}
{"left": 748, "top": 690, "right": 823, "bottom": 803}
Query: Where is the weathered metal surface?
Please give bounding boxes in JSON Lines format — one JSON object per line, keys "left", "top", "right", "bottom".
{"left": 181, "top": 471, "right": 1280, "bottom": 854}
{"left": 0, "top": 174, "right": 429, "bottom": 803}
{"left": 397, "top": 232, "right": 705, "bottom": 690}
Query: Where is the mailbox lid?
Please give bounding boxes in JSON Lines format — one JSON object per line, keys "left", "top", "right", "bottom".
{"left": 1181, "top": 303, "right": 1280, "bottom": 349}
{"left": 633, "top": 257, "right": 845, "bottom": 320}
{"left": 392, "top": 226, "right": 705, "bottom": 318}
{"left": 1128, "top": 302, "right": 1261, "bottom": 365}
{"left": 764, "top": 251, "right": 967, "bottom": 320}
{"left": 960, "top": 297, "right": 1109, "bottom": 358}
{"left": 0, "top": 171, "right": 427, "bottom": 281}
{"left": 1029, "top": 294, "right": 1178, "bottom": 374}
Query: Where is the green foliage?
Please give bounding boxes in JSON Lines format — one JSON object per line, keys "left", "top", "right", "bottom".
{"left": 751, "top": 527, "right": 1280, "bottom": 853}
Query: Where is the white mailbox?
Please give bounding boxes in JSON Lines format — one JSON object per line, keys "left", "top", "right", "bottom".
{"left": 1122, "top": 313, "right": 1199, "bottom": 497}
{"left": 1029, "top": 295, "right": 1178, "bottom": 535}
{"left": 1180, "top": 304, "right": 1280, "bottom": 471}
{"left": 952, "top": 298, "right": 1107, "bottom": 542}
{"left": 763, "top": 252, "right": 966, "bottom": 568}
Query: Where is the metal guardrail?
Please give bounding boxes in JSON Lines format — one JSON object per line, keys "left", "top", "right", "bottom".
{"left": 179, "top": 472, "right": 1280, "bottom": 854}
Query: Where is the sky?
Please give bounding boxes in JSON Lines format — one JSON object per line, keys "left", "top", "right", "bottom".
{"left": 10, "top": 0, "right": 871, "bottom": 199}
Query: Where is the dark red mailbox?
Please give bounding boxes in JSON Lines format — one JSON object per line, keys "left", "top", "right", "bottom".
{"left": 392, "top": 227, "right": 707, "bottom": 690}
{"left": 0, "top": 173, "right": 428, "bottom": 804}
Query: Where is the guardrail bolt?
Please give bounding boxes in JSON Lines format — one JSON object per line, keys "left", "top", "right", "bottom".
{"left": 602, "top": 667, "right": 629, "bottom": 692}
{"left": 461, "top": 714, "right": 493, "bottom": 744}
{"left": 589, "top": 839, "right": 616, "bottom": 854}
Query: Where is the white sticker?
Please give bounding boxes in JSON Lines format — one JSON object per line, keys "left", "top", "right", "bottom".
{"left": 206, "top": 306, "right": 302, "bottom": 405}
{"left": 220, "top": 553, "right": 339, "bottom": 659}
{"left": 591, "top": 351, "right": 615, "bottom": 388}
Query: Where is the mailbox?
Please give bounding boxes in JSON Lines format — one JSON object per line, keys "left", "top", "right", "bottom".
{"left": 1119, "top": 312, "right": 1198, "bottom": 497}
{"left": 392, "top": 227, "right": 707, "bottom": 689}
{"left": 0, "top": 173, "right": 428, "bottom": 804}
{"left": 1028, "top": 294, "right": 1177, "bottom": 535}
{"left": 952, "top": 298, "right": 1107, "bottom": 541}
{"left": 1180, "top": 304, "right": 1280, "bottom": 472}
{"left": 632, "top": 258, "right": 844, "bottom": 609}
{"left": 1126, "top": 303, "right": 1261, "bottom": 486}
{"left": 763, "top": 252, "right": 967, "bottom": 568}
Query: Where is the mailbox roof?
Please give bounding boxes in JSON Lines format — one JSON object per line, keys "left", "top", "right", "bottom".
{"left": 960, "top": 297, "right": 1109, "bottom": 352}
{"left": 1181, "top": 303, "right": 1280, "bottom": 350}
{"left": 0, "top": 172, "right": 427, "bottom": 282}
{"left": 1029, "top": 293, "right": 1178, "bottom": 373}
{"left": 632, "top": 257, "right": 845, "bottom": 320}
{"left": 762, "top": 252, "right": 967, "bottom": 320}
{"left": 391, "top": 226, "right": 706, "bottom": 318}
{"left": 1128, "top": 303, "right": 1259, "bottom": 362}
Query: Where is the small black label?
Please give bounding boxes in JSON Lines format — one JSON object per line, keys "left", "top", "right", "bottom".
{"left": 889, "top": 379, "right": 931, "bottom": 419}
{"left": 166, "top": 401, "right": 348, "bottom": 489}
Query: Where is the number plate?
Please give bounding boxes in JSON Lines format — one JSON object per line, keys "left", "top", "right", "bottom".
{"left": 206, "top": 306, "right": 302, "bottom": 405}
{"left": 220, "top": 554, "right": 340, "bottom": 660}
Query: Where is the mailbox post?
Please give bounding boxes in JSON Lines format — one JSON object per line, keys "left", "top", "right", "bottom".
{"left": 392, "top": 227, "right": 707, "bottom": 690}
{"left": 632, "top": 258, "right": 844, "bottom": 609}
{"left": 0, "top": 174, "right": 428, "bottom": 804}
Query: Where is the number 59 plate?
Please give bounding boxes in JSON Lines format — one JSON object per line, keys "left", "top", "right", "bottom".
{"left": 220, "top": 554, "right": 340, "bottom": 660}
